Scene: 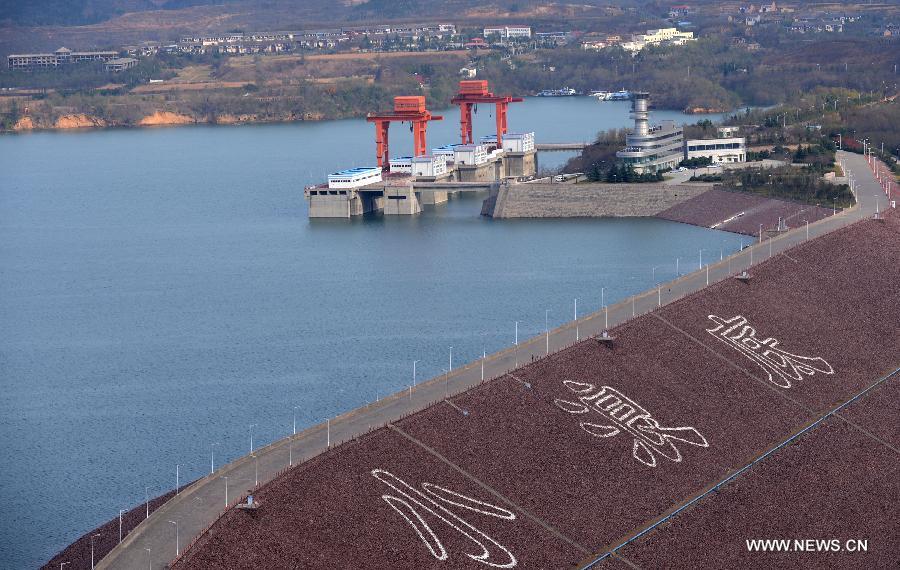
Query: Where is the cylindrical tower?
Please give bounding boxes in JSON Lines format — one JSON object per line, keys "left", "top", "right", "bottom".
{"left": 631, "top": 91, "right": 650, "bottom": 136}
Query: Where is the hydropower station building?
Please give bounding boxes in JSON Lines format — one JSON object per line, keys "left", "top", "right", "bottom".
{"left": 616, "top": 91, "right": 685, "bottom": 174}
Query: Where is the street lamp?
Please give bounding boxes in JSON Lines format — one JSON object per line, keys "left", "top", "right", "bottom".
{"left": 252, "top": 453, "right": 259, "bottom": 487}
{"left": 292, "top": 406, "right": 301, "bottom": 436}
{"left": 145, "top": 486, "right": 150, "bottom": 519}
{"left": 61, "top": 561, "right": 70, "bottom": 570}
{"left": 413, "top": 360, "right": 420, "bottom": 387}
{"left": 249, "top": 424, "right": 257, "bottom": 454}
{"left": 145, "top": 548, "right": 152, "bottom": 570}
{"left": 90, "top": 533, "right": 101, "bottom": 569}
{"left": 168, "top": 520, "right": 179, "bottom": 557}
{"left": 545, "top": 309, "right": 550, "bottom": 355}
{"left": 119, "top": 509, "right": 126, "bottom": 543}
{"left": 210, "top": 442, "right": 220, "bottom": 474}
{"left": 175, "top": 464, "right": 180, "bottom": 495}
{"left": 448, "top": 346, "right": 453, "bottom": 371}
{"left": 574, "top": 298, "right": 579, "bottom": 341}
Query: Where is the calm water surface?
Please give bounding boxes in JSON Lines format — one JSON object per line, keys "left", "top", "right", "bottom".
{"left": 0, "top": 97, "right": 740, "bottom": 567}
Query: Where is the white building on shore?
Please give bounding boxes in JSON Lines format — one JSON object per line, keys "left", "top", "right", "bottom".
{"left": 684, "top": 130, "right": 747, "bottom": 164}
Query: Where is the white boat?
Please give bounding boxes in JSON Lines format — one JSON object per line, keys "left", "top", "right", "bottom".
{"left": 606, "top": 89, "right": 632, "bottom": 101}
{"left": 537, "top": 87, "right": 578, "bottom": 97}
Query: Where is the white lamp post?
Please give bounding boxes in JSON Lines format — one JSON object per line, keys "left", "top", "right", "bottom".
{"left": 249, "top": 424, "right": 257, "bottom": 454}
{"left": 168, "top": 520, "right": 179, "bottom": 557}
{"left": 545, "top": 309, "right": 549, "bottom": 355}
{"left": 90, "top": 533, "right": 101, "bottom": 569}
{"left": 574, "top": 298, "right": 578, "bottom": 341}
{"left": 119, "top": 509, "right": 126, "bottom": 543}
{"left": 412, "top": 360, "right": 420, "bottom": 387}
{"left": 210, "top": 442, "right": 220, "bottom": 474}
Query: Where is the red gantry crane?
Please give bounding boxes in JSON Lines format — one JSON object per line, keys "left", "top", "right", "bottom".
{"left": 450, "top": 80, "right": 523, "bottom": 148}
{"left": 366, "top": 96, "right": 442, "bottom": 172}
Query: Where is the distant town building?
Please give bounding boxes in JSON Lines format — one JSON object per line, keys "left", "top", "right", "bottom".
{"left": 104, "top": 57, "right": 138, "bottom": 72}
{"left": 669, "top": 5, "right": 691, "bottom": 18}
{"left": 8, "top": 47, "right": 119, "bottom": 70}
{"left": 534, "top": 31, "right": 572, "bottom": 45}
{"left": 483, "top": 26, "right": 532, "bottom": 39}
{"left": 124, "top": 42, "right": 161, "bottom": 57}
{"left": 459, "top": 66, "right": 477, "bottom": 78}
{"left": 582, "top": 40, "right": 608, "bottom": 51}
{"left": 617, "top": 92, "right": 684, "bottom": 173}
{"left": 621, "top": 27, "right": 695, "bottom": 53}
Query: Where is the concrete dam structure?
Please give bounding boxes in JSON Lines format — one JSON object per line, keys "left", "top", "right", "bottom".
{"left": 482, "top": 182, "right": 710, "bottom": 219}
{"left": 304, "top": 82, "right": 538, "bottom": 219}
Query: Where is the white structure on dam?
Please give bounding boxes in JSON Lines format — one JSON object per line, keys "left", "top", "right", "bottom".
{"left": 616, "top": 92, "right": 685, "bottom": 174}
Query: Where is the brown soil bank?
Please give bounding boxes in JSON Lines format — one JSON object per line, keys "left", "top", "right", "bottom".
{"left": 54, "top": 114, "right": 107, "bottom": 129}
{"left": 137, "top": 111, "right": 195, "bottom": 126}
{"left": 13, "top": 116, "right": 34, "bottom": 130}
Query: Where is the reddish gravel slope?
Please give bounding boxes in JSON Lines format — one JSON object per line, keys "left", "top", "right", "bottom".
{"left": 617, "top": 417, "right": 900, "bottom": 569}
{"left": 176, "top": 428, "right": 581, "bottom": 569}
{"left": 173, "top": 211, "right": 900, "bottom": 570}
{"left": 657, "top": 188, "right": 836, "bottom": 236}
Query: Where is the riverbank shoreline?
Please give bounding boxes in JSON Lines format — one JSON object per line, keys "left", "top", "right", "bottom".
{"left": 1, "top": 98, "right": 737, "bottom": 135}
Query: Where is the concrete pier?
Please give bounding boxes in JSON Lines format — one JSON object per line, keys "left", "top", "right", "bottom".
{"left": 504, "top": 150, "right": 537, "bottom": 178}
{"left": 306, "top": 188, "right": 384, "bottom": 218}
{"left": 383, "top": 186, "right": 422, "bottom": 215}
{"left": 417, "top": 190, "right": 449, "bottom": 205}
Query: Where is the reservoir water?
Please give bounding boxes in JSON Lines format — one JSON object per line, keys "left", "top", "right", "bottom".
{"left": 0, "top": 97, "right": 742, "bottom": 567}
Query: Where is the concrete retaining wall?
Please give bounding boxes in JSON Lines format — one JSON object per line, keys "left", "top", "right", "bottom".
{"left": 484, "top": 182, "right": 710, "bottom": 218}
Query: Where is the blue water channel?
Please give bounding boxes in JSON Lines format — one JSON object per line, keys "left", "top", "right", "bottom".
{"left": 0, "top": 97, "right": 744, "bottom": 567}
